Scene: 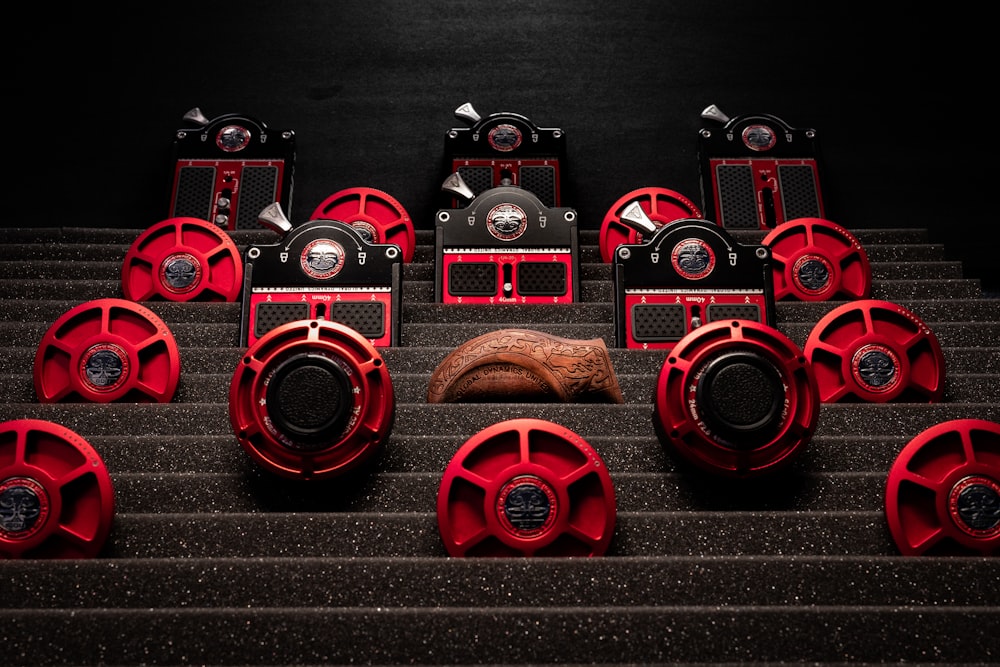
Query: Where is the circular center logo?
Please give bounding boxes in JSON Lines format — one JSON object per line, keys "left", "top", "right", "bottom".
{"left": 742, "top": 124, "right": 776, "bottom": 152}
{"left": 216, "top": 124, "right": 251, "bottom": 152}
{"left": 0, "top": 477, "right": 49, "bottom": 540}
{"left": 497, "top": 475, "right": 558, "bottom": 538}
{"left": 949, "top": 476, "right": 1000, "bottom": 538}
{"left": 851, "top": 344, "right": 900, "bottom": 392}
{"left": 486, "top": 203, "right": 528, "bottom": 241}
{"left": 671, "top": 238, "right": 715, "bottom": 280}
{"left": 487, "top": 123, "right": 522, "bottom": 152}
{"left": 300, "top": 239, "right": 346, "bottom": 280}
{"left": 350, "top": 221, "right": 379, "bottom": 245}
{"left": 160, "top": 252, "right": 202, "bottom": 293}
{"left": 80, "top": 343, "right": 130, "bottom": 392}
{"left": 792, "top": 255, "right": 833, "bottom": 295}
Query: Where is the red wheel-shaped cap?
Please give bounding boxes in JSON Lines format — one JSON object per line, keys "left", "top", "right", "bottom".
{"left": 121, "top": 217, "right": 243, "bottom": 302}
{"left": 804, "top": 299, "right": 945, "bottom": 403}
{"left": 229, "top": 319, "right": 394, "bottom": 480}
{"left": 437, "top": 418, "right": 616, "bottom": 557}
{"left": 885, "top": 419, "right": 1000, "bottom": 556}
{"left": 34, "top": 298, "right": 181, "bottom": 403}
{"left": 311, "top": 187, "right": 416, "bottom": 262}
{"left": 0, "top": 419, "right": 115, "bottom": 559}
{"left": 762, "top": 217, "right": 872, "bottom": 301}
{"left": 653, "top": 320, "right": 820, "bottom": 478}
{"left": 598, "top": 187, "right": 703, "bottom": 263}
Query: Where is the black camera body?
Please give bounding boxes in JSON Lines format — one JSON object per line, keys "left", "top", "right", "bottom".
{"left": 612, "top": 217, "right": 776, "bottom": 349}
{"left": 239, "top": 204, "right": 402, "bottom": 348}
{"left": 443, "top": 102, "right": 566, "bottom": 208}
{"left": 169, "top": 108, "right": 296, "bottom": 231}
{"left": 698, "top": 104, "right": 824, "bottom": 230}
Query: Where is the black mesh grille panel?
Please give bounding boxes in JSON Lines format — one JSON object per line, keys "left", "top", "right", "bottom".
{"left": 715, "top": 164, "right": 758, "bottom": 229}
{"left": 520, "top": 166, "right": 557, "bottom": 207}
{"left": 456, "top": 166, "right": 494, "bottom": 198}
{"left": 330, "top": 302, "right": 385, "bottom": 338}
{"left": 706, "top": 303, "right": 762, "bottom": 323}
{"left": 173, "top": 166, "right": 216, "bottom": 219}
{"left": 448, "top": 263, "right": 497, "bottom": 295}
{"left": 778, "top": 164, "right": 821, "bottom": 220}
{"left": 517, "top": 262, "right": 566, "bottom": 296}
{"left": 254, "top": 302, "right": 311, "bottom": 338}
{"left": 631, "top": 303, "right": 688, "bottom": 342}
{"left": 235, "top": 165, "right": 279, "bottom": 229}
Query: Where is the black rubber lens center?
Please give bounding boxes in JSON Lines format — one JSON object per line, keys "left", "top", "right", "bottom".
{"left": 695, "top": 350, "right": 785, "bottom": 448}
{"left": 265, "top": 353, "right": 353, "bottom": 446}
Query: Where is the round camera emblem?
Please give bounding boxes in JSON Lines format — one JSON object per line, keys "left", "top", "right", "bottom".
{"left": 792, "top": 254, "right": 833, "bottom": 296}
{"left": 350, "top": 221, "right": 379, "bottom": 245}
{"left": 497, "top": 475, "right": 558, "bottom": 538}
{"left": 0, "top": 476, "right": 50, "bottom": 540}
{"left": 671, "top": 238, "right": 715, "bottom": 280}
{"left": 486, "top": 203, "right": 528, "bottom": 242}
{"left": 160, "top": 252, "right": 202, "bottom": 293}
{"left": 949, "top": 475, "right": 1000, "bottom": 538}
{"left": 488, "top": 123, "right": 522, "bottom": 152}
{"left": 742, "top": 124, "right": 777, "bottom": 152}
{"left": 80, "top": 343, "right": 130, "bottom": 392}
{"left": 851, "top": 343, "right": 900, "bottom": 393}
{"left": 300, "top": 238, "right": 346, "bottom": 280}
{"left": 216, "top": 124, "right": 251, "bottom": 152}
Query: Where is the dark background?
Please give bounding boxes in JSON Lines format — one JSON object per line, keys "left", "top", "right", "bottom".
{"left": 14, "top": 2, "right": 996, "bottom": 290}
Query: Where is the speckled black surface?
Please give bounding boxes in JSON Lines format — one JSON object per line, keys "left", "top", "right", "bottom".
{"left": 1, "top": 226, "right": 998, "bottom": 667}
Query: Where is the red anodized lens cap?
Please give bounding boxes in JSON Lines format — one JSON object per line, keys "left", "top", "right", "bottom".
{"left": 762, "top": 217, "right": 871, "bottom": 302}
{"left": 0, "top": 419, "right": 115, "bottom": 559}
{"left": 121, "top": 216, "right": 243, "bottom": 302}
{"left": 885, "top": 419, "right": 1000, "bottom": 556}
{"left": 804, "top": 299, "right": 945, "bottom": 403}
{"left": 33, "top": 298, "right": 181, "bottom": 403}
{"left": 437, "top": 418, "right": 616, "bottom": 557}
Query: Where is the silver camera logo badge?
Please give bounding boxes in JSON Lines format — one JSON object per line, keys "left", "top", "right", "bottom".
{"left": 0, "top": 477, "right": 49, "bottom": 539}
{"left": 487, "top": 123, "right": 522, "bottom": 152}
{"left": 671, "top": 238, "right": 715, "bottom": 280}
{"left": 300, "top": 239, "right": 346, "bottom": 280}
{"left": 80, "top": 343, "right": 129, "bottom": 392}
{"left": 160, "top": 252, "right": 202, "bottom": 293}
{"left": 486, "top": 203, "right": 528, "bottom": 242}
{"left": 742, "top": 124, "right": 777, "bottom": 152}
{"left": 216, "top": 124, "right": 251, "bottom": 152}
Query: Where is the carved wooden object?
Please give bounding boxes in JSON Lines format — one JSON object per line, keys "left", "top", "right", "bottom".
{"left": 427, "top": 329, "right": 624, "bottom": 403}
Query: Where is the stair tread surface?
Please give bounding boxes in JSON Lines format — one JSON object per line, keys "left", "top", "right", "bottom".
{"left": 1, "top": 227, "right": 997, "bottom": 666}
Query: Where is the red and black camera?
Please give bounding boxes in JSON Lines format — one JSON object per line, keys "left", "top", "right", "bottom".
{"left": 442, "top": 102, "right": 566, "bottom": 208}
{"left": 698, "top": 104, "right": 825, "bottom": 230}
{"left": 611, "top": 210, "right": 775, "bottom": 350}
{"left": 435, "top": 172, "right": 579, "bottom": 304}
{"left": 239, "top": 202, "right": 403, "bottom": 348}
{"left": 168, "top": 107, "right": 296, "bottom": 231}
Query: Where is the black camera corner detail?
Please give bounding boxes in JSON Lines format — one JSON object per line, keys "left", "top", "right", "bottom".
{"left": 435, "top": 172, "right": 580, "bottom": 304}
{"left": 611, "top": 207, "right": 775, "bottom": 349}
{"left": 239, "top": 202, "right": 403, "bottom": 348}
{"left": 442, "top": 102, "right": 567, "bottom": 208}
{"left": 697, "top": 104, "right": 824, "bottom": 230}
{"left": 169, "top": 107, "right": 296, "bottom": 231}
